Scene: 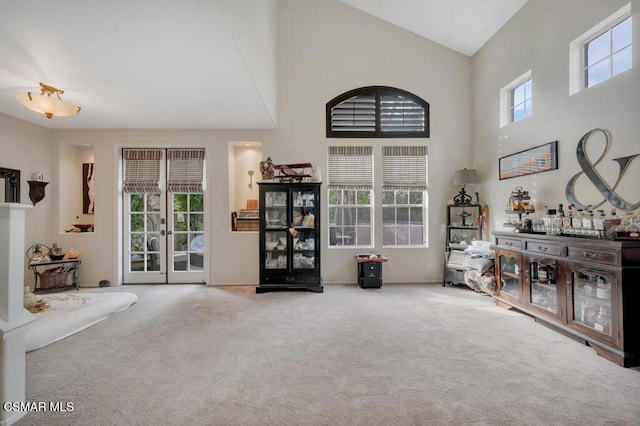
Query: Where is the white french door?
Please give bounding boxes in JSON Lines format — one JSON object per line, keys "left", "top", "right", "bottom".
{"left": 122, "top": 149, "right": 206, "bottom": 284}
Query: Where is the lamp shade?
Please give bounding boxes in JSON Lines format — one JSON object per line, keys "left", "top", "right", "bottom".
{"left": 452, "top": 168, "right": 478, "bottom": 186}
{"left": 16, "top": 83, "right": 80, "bottom": 119}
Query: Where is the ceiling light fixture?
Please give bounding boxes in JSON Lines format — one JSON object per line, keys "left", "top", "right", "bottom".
{"left": 16, "top": 82, "right": 81, "bottom": 119}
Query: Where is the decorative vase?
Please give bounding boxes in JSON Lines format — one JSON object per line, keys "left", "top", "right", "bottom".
{"left": 312, "top": 167, "right": 322, "bottom": 182}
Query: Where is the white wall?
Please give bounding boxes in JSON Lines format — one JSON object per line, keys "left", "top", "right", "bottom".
{"left": 472, "top": 0, "right": 640, "bottom": 232}
{"left": 0, "top": 114, "right": 52, "bottom": 288}
{"left": 276, "top": 0, "right": 472, "bottom": 284}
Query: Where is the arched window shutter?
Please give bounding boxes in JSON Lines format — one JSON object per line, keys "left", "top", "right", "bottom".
{"left": 327, "top": 86, "right": 429, "bottom": 138}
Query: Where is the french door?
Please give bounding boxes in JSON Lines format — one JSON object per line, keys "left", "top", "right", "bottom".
{"left": 122, "top": 149, "right": 206, "bottom": 284}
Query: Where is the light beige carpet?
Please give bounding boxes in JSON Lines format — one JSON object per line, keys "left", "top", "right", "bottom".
{"left": 18, "top": 284, "right": 640, "bottom": 425}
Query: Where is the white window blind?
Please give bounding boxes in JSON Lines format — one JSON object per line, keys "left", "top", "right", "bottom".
{"left": 382, "top": 146, "right": 428, "bottom": 191}
{"left": 330, "top": 95, "right": 376, "bottom": 133}
{"left": 167, "top": 148, "right": 206, "bottom": 193}
{"left": 380, "top": 95, "right": 426, "bottom": 133}
{"left": 123, "top": 149, "right": 163, "bottom": 193}
{"left": 328, "top": 146, "right": 373, "bottom": 189}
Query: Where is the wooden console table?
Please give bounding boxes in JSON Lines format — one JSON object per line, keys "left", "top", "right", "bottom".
{"left": 29, "top": 259, "right": 81, "bottom": 292}
{"left": 493, "top": 231, "right": 640, "bottom": 367}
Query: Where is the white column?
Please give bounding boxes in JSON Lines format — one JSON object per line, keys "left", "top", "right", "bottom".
{"left": 0, "top": 203, "right": 36, "bottom": 426}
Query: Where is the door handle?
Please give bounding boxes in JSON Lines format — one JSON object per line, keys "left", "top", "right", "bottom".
{"left": 160, "top": 230, "right": 165, "bottom": 236}
{"left": 167, "top": 230, "right": 172, "bottom": 235}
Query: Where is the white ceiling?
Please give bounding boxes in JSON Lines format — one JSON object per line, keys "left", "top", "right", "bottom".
{"left": 0, "top": 0, "right": 527, "bottom": 130}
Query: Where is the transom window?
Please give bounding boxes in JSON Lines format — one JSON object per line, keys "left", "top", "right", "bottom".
{"left": 569, "top": 3, "right": 632, "bottom": 95}
{"left": 584, "top": 16, "right": 632, "bottom": 88}
{"left": 499, "top": 70, "right": 532, "bottom": 127}
{"left": 326, "top": 86, "right": 429, "bottom": 138}
{"left": 511, "top": 79, "right": 532, "bottom": 122}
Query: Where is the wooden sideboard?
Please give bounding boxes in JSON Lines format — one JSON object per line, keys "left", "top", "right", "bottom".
{"left": 493, "top": 231, "right": 640, "bottom": 367}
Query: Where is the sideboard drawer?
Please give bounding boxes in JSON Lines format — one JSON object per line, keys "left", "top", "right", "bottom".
{"left": 567, "top": 246, "right": 618, "bottom": 266}
{"left": 525, "top": 241, "right": 566, "bottom": 256}
{"left": 496, "top": 237, "right": 522, "bottom": 249}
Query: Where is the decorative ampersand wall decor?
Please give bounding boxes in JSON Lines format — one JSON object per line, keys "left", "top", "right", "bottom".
{"left": 565, "top": 128, "right": 640, "bottom": 211}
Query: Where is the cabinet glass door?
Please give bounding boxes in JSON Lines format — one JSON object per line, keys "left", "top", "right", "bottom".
{"left": 264, "top": 189, "right": 288, "bottom": 270}
{"left": 528, "top": 258, "right": 558, "bottom": 314}
{"left": 498, "top": 252, "right": 520, "bottom": 299}
{"left": 571, "top": 270, "right": 613, "bottom": 337}
{"left": 291, "top": 188, "right": 316, "bottom": 270}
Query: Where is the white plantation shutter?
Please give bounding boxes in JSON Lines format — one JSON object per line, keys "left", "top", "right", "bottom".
{"left": 380, "top": 95, "right": 426, "bottom": 133}
{"left": 167, "top": 149, "right": 206, "bottom": 193}
{"left": 327, "top": 86, "right": 429, "bottom": 138}
{"left": 328, "top": 146, "right": 373, "bottom": 190}
{"left": 382, "top": 146, "right": 428, "bottom": 191}
{"left": 330, "top": 94, "right": 376, "bottom": 133}
{"left": 123, "top": 149, "right": 162, "bottom": 193}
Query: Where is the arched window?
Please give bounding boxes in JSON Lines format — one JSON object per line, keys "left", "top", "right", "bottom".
{"left": 326, "top": 86, "right": 429, "bottom": 138}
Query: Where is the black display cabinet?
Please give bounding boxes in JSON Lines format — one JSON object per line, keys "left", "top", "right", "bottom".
{"left": 257, "top": 182, "right": 323, "bottom": 293}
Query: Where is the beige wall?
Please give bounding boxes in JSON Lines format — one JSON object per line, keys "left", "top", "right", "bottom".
{"left": 472, "top": 0, "right": 640, "bottom": 233}
{"left": 4, "top": 0, "right": 474, "bottom": 286}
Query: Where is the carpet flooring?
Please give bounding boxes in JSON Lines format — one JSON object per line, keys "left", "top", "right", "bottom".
{"left": 17, "top": 284, "right": 640, "bottom": 425}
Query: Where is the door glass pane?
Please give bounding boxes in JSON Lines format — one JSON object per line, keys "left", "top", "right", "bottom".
{"left": 171, "top": 193, "right": 205, "bottom": 272}
{"left": 572, "top": 271, "right": 612, "bottom": 336}
{"left": 499, "top": 254, "right": 520, "bottom": 298}
{"left": 128, "top": 193, "right": 162, "bottom": 273}
{"left": 528, "top": 258, "right": 558, "bottom": 313}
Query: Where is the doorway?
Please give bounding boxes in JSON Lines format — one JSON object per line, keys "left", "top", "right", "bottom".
{"left": 122, "top": 148, "right": 206, "bottom": 284}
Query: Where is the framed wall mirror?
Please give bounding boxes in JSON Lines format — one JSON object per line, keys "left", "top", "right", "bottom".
{"left": 0, "top": 167, "right": 21, "bottom": 203}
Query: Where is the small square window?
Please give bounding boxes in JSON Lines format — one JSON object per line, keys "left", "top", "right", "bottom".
{"left": 585, "top": 16, "right": 632, "bottom": 88}
{"left": 570, "top": 4, "right": 631, "bottom": 95}
{"left": 499, "top": 70, "right": 532, "bottom": 127}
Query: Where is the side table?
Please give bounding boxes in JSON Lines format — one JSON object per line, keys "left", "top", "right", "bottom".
{"left": 29, "top": 259, "right": 81, "bottom": 292}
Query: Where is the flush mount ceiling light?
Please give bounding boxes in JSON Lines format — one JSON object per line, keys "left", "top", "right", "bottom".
{"left": 16, "top": 82, "right": 81, "bottom": 119}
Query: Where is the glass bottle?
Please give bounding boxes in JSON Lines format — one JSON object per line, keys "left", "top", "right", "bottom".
{"left": 573, "top": 210, "right": 583, "bottom": 230}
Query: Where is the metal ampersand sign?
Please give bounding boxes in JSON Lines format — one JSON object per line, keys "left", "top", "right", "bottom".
{"left": 565, "top": 128, "right": 640, "bottom": 211}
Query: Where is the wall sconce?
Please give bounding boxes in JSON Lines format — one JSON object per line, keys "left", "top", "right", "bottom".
{"left": 16, "top": 82, "right": 81, "bottom": 119}
{"left": 27, "top": 180, "right": 48, "bottom": 206}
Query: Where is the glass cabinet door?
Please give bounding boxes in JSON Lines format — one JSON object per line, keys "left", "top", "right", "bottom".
{"left": 527, "top": 257, "right": 559, "bottom": 314}
{"left": 571, "top": 269, "right": 613, "bottom": 337}
{"left": 264, "top": 189, "right": 288, "bottom": 270}
{"left": 291, "top": 188, "right": 316, "bottom": 270}
{"left": 497, "top": 251, "right": 521, "bottom": 299}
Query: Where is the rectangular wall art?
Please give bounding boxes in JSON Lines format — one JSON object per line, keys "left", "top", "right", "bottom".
{"left": 499, "top": 141, "right": 558, "bottom": 180}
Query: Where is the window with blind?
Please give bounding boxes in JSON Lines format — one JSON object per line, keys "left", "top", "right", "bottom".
{"left": 326, "top": 86, "right": 429, "bottom": 138}
{"left": 327, "top": 146, "right": 373, "bottom": 247}
{"left": 382, "top": 146, "right": 428, "bottom": 247}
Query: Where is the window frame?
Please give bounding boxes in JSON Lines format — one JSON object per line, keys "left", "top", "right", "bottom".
{"left": 327, "top": 146, "right": 374, "bottom": 249}
{"left": 382, "top": 190, "right": 427, "bottom": 248}
{"left": 328, "top": 188, "right": 374, "bottom": 248}
{"left": 499, "top": 70, "right": 532, "bottom": 128}
{"left": 510, "top": 78, "right": 532, "bottom": 123}
{"left": 326, "top": 86, "right": 430, "bottom": 138}
{"left": 569, "top": 3, "right": 632, "bottom": 95}
{"left": 583, "top": 15, "right": 632, "bottom": 88}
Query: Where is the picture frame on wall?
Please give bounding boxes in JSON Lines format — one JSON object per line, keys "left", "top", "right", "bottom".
{"left": 499, "top": 141, "right": 558, "bottom": 180}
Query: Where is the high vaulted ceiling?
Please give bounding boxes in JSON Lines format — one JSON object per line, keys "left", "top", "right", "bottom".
{"left": 0, "top": 0, "right": 527, "bottom": 130}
